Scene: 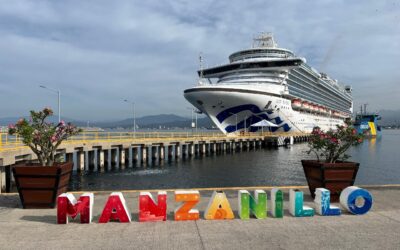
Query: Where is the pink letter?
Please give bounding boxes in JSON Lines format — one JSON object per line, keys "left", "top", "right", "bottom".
{"left": 99, "top": 192, "right": 131, "bottom": 223}
{"left": 139, "top": 191, "right": 167, "bottom": 222}
{"left": 57, "top": 193, "right": 93, "bottom": 224}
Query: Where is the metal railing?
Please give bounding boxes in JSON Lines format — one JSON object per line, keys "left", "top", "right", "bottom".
{"left": 0, "top": 131, "right": 308, "bottom": 152}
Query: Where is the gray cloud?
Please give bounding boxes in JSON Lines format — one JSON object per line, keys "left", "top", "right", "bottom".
{"left": 0, "top": 0, "right": 399, "bottom": 120}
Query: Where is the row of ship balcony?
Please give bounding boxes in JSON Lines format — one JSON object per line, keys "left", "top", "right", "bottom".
{"left": 291, "top": 99, "right": 349, "bottom": 118}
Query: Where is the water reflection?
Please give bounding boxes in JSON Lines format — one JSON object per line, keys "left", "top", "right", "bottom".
{"left": 70, "top": 130, "right": 400, "bottom": 191}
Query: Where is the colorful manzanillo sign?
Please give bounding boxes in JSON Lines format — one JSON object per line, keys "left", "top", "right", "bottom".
{"left": 56, "top": 186, "right": 373, "bottom": 224}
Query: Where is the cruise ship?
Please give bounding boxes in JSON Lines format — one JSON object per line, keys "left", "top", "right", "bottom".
{"left": 184, "top": 33, "right": 353, "bottom": 134}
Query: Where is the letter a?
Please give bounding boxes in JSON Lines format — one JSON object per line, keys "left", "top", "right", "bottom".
{"left": 57, "top": 193, "right": 93, "bottom": 224}
{"left": 139, "top": 191, "right": 167, "bottom": 222}
{"left": 204, "top": 191, "right": 234, "bottom": 220}
{"left": 99, "top": 192, "right": 131, "bottom": 223}
{"left": 174, "top": 190, "right": 200, "bottom": 221}
{"left": 314, "top": 188, "right": 341, "bottom": 216}
{"left": 289, "top": 189, "right": 314, "bottom": 217}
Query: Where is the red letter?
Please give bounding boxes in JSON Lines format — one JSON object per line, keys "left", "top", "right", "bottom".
{"left": 175, "top": 190, "right": 200, "bottom": 221}
{"left": 99, "top": 192, "right": 131, "bottom": 223}
{"left": 57, "top": 193, "right": 93, "bottom": 224}
{"left": 139, "top": 191, "right": 167, "bottom": 222}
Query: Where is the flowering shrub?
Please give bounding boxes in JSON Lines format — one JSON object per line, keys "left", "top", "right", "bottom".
{"left": 307, "top": 119, "right": 363, "bottom": 163}
{"left": 8, "top": 107, "right": 81, "bottom": 166}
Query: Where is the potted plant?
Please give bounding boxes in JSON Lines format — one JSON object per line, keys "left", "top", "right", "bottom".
{"left": 8, "top": 107, "right": 81, "bottom": 208}
{"left": 302, "top": 119, "right": 363, "bottom": 202}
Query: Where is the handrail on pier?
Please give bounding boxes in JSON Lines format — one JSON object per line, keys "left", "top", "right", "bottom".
{"left": 0, "top": 131, "right": 309, "bottom": 152}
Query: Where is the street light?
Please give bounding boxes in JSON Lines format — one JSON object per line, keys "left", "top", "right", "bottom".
{"left": 124, "top": 99, "right": 136, "bottom": 136}
{"left": 39, "top": 85, "right": 61, "bottom": 123}
{"left": 186, "top": 107, "right": 198, "bottom": 133}
{"left": 229, "top": 112, "right": 238, "bottom": 134}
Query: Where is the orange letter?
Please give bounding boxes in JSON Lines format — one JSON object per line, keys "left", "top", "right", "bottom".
{"left": 204, "top": 191, "right": 234, "bottom": 220}
{"left": 174, "top": 190, "right": 200, "bottom": 221}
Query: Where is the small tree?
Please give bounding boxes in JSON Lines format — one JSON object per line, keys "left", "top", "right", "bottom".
{"left": 307, "top": 119, "right": 363, "bottom": 163}
{"left": 8, "top": 107, "right": 81, "bottom": 166}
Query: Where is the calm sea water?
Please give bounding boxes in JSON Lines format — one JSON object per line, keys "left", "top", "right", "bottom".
{"left": 69, "top": 130, "right": 400, "bottom": 191}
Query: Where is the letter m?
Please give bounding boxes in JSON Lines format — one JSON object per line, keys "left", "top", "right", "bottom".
{"left": 57, "top": 193, "right": 94, "bottom": 224}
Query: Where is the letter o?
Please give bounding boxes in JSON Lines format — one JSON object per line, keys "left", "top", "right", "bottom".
{"left": 340, "top": 186, "right": 373, "bottom": 215}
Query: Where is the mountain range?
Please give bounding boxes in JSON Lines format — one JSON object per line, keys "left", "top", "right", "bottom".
{"left": 1, "top": 109, "right": 400, "bottom": 129}
{"left": 0, "top": 114, "right": 214, "bottom": 129}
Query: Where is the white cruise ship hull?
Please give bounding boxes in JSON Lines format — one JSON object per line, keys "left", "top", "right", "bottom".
{"left": 184, "top": 85, "right": 344, "bottom": 134}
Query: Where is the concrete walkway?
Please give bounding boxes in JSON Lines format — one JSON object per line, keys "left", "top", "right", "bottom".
{"left": 0, "top": 186, "right": 399, "bottom": 250}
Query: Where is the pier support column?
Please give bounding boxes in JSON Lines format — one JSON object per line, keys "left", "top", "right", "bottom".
{"left": 212, "top": 143, "right": 216, "bottom": 154}
{"left": 189, "top": 144, "right": 194, "bottom": 157}
{"left": 159, "top": 146, "right": 165, "bottom": 161}
{"left": 125, "top": 148, "right": 130, "bottom": 167}
{"left": 239, "top": 141, "right": 243, "bottom": 150}
{"left": 152, "top": 146, "right": 158, "bottom": 160}
{"left": 175, "top": 144, "right": 181, "bottom": 158}
{"left": 111, "top": 148, "right": 118, "bottom": 168}
{"left": 98, "top": 150, "right": 105, "bottom": 171}
{"left": 141, "top": 147, "right": 148, "bottom": 164}
{"left": 223, "top": 142, "right": 226, "bottom": 153}
{"left": 88, "top": 150, "right": 96, "bottom": 171}
{"left": 182, "top": 144, "right": 187, "bottom": 158}
{"left": 201, "top": 143, "right": 206, "bottom": 155}
{"left": 0, "top": 166, "right": 6, "bottom": 193}
{"left": 120, "top": 148, "right": 126, "bottom": 165}
{"left": 253, "top": 140, "right": 256, "bottom": 150}
{"left": 77, "top": 151, "right": 85, "bottom": 172}
{"left": 132, "top": 147, "right": 139, "bottom": 163}
{"left": 168, "top": 145, "right": 173, "bottom": 160}
{"left": 120, "top": 148, "right": 126, "bottom": 169}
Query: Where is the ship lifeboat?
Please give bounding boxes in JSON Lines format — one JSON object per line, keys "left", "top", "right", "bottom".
{"left": 302, "top": 101, "right": 310, "bottom": 110}
{"left": 311, "top": 104, "right": 317, "bottom": 111}
{"left": 291, "top": 99, "right": 302, "bottom": 109}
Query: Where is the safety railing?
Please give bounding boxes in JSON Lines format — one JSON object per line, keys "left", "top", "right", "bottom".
{"left": 0, "top": 131, "right": 309, "bottom": 152}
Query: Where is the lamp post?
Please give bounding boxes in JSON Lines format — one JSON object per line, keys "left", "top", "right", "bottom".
{"left": 39, "top": 85, "right": 61, "bottom": 123}
{"left": 124, "top": 100, "right": 136, "bottom": 136}
{"left": 229, "top": 112, "right": 238, "bottom": 135}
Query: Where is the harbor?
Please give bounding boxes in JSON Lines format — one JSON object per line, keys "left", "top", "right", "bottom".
{"left": 0, "top": 131, "right": 310, "bottom": 193}
{"left": 1, "top": 1, "right": 400, "bottom": 249}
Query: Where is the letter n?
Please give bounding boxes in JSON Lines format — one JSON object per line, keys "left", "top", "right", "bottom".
{"left": 99, "top": 192, "right": 131, "bottom": 223}
{"left": 57, "top": 193, "right": 93, "bottom": 224}
{"left": 139, "top": 191, "right": 167, "bottom": 222}
{"left": 238, "top": 190, "right": 267, "bottom": 219}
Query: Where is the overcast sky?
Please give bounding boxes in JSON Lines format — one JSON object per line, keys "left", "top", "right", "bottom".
{"left": 0, "top": 0, "right": 399, "bottom": 120}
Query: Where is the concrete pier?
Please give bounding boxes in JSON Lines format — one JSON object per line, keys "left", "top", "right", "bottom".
{"left": 0, "top": 133, "right": 310, "bottom": 193}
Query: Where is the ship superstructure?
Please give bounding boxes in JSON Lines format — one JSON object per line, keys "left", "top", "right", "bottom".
{"left": 184, "top": 33, "right": 353, "bottom": 134}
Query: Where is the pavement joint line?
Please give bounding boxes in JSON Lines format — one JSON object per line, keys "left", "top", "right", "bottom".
{"left": 195, "top": 220, "right": 206, "bottom": 250}
{"left": 375, "top": 211, "right": 400, "bottom": 224}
